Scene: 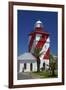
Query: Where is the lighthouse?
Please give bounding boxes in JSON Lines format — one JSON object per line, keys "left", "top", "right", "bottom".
{"left": 17, "top": 20, "right": 50, "bottom": 73}
{"left": 29, "top": 20, "right": 50, "bottom": 69}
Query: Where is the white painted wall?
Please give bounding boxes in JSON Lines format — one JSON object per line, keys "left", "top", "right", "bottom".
{"left": 40, "top": 59, "right": 49, "bottom": 70}
{"left": 24, "top": 63, "right": 30, "bottom": 72}
{"left": 19, "top": 63, "right": 24, "bottom": 72}
{"left": 0, "top": 0, "right": 66, "bottom": 90}
{"left": 18, "top": 61, "right": 37, "bottom": 72}
{"left": 18, "top": 59, "right": 49, "bottom": 72}
{"left": 40, "top": 59, "right": 45, "bottom": 68}
{"left": 32, "top": 62, "right": 37, "bottom": 71}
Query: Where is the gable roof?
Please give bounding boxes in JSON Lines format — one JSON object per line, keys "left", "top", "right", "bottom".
{"left": 18, "top": 52, "right": 36, "bottom": 61}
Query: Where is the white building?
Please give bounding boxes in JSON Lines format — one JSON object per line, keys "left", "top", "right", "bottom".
{"left": 17, "top": 52, "right": 37, "bottom": 72}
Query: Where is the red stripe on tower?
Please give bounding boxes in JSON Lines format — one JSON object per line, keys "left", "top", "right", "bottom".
{"left": 43, "top": 48, "right": 50, "bottom": 59}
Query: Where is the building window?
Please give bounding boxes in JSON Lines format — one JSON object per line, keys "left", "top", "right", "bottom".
{"left": 36, "top": 36, "right": 40, "bottom": 41}
{"left": 24, "top": 63, "right": 26, "bottom": 69}
{"left": 43, "top": 62, "right": 45, "bottom": 70}
{"left": 36, "top": 34, "right": 42, "bottom": 41}
{"left": 30, "top": 63, "right": 32, "bottom": 71}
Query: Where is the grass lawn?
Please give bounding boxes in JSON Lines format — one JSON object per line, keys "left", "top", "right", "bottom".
{"left": 32, "top": 70, "right": 58, "bottom": 78}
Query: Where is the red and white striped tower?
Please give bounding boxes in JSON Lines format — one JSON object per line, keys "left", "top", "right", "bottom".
{"left": 29, "top": 20, "right": 50, "bottom": 69}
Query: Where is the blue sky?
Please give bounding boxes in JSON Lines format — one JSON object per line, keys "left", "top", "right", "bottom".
{"left": 17, "top": 10, "right": 58, "bottom": 56}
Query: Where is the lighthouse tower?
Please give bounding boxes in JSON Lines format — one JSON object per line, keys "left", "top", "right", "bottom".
{"left": 29, "top": 20, "right": 50, "bottom": 70}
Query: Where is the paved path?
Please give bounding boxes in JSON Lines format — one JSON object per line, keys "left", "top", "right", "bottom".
{"left": 17, "top": 72, "right": 43, "bottom": 80}
{"left": 18, "top": 72, "right": 34, "bottom": 80}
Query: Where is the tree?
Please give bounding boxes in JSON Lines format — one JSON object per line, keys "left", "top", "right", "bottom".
{"left": 33, "top": 48, "right": 43, "bottom": 72}
{"left": 49, "top": 54, "right": 57, "bottom": 76}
